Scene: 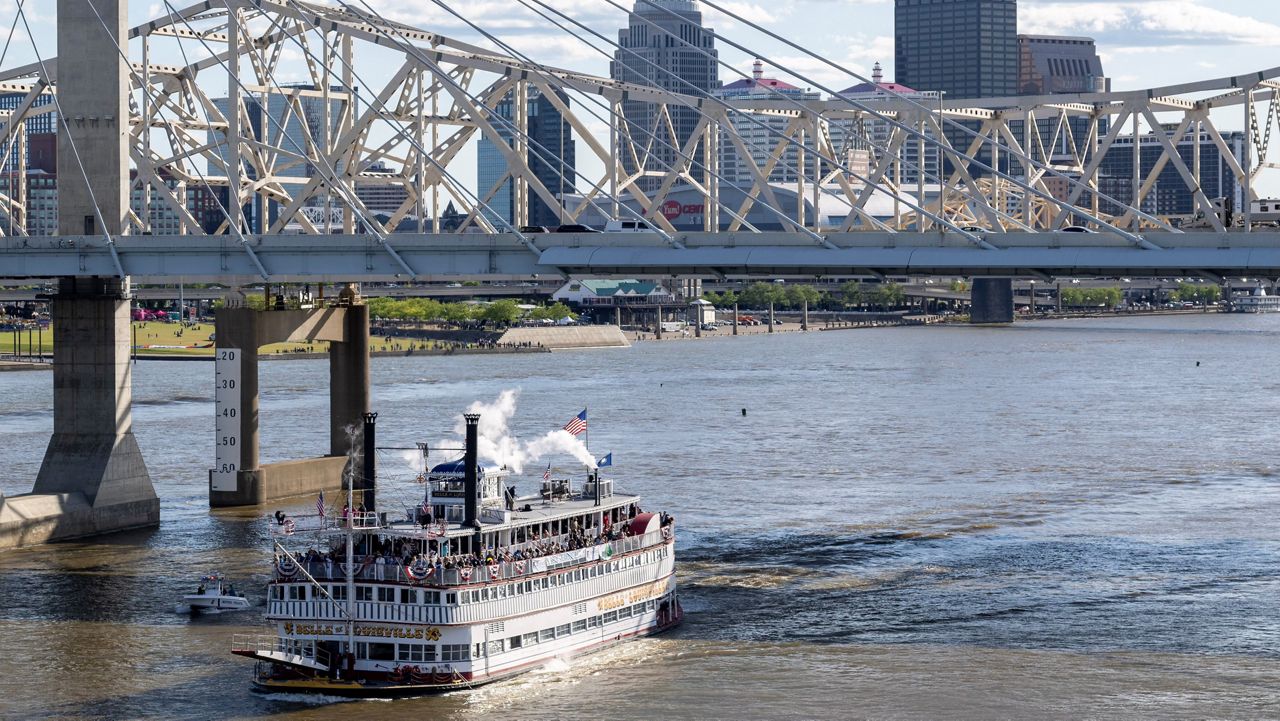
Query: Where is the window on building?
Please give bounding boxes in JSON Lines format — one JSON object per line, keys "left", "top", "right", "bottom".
{"left": 378, "top": 587, "right": 396, "bottom": 603}
{"left": 356, "top": 586, "right": 373, "bottom": 602}
{"left": 367, "top": 643, "right": 395, "bottom": 661}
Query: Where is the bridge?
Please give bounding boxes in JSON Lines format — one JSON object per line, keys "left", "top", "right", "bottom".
{"left": 0, "top": 0, "right": 1276, "bottom": 547}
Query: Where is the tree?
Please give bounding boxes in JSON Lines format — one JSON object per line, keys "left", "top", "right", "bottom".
{"left": 869, "top": 282, "right": 905, "bottom": 310}
{"left": 786, "top": 284, "right": 823, "bottom": 309}
{"left": 739, "top": 282, "right": 784, "bottom": 310}
{"left": 529, "top": 302, "right": 575, "bottom": 321}
{"left": 1174, "top": 281, "right": 1221, "bottom": 305}
{"left": 481, "top": 299, "right": 520, "bottom": 326}
{"left": 950, "top": 279, "right": 969, "bottom": 293}
{"left": 840, "top": 281, "right": 864, "bottom": 308}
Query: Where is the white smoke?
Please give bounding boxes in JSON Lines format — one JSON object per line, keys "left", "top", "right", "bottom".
{"left": 435, "top": 389, "right": 597, "bottom": 474}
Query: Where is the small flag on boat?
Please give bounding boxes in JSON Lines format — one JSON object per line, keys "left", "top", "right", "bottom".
{"left": 597, "top": 453, "right": 612, "bottom": 468}
{"left": 283, "top": 518, "right": 296, "bottom": 535}
{"left": 563, "top": 409, "right": 587, "bottom": 437}
{"left": 542, "top": 463, "right": 551, "bottom": 482}
{"left": 316, "top": 490, "right": 325, "bottom": 518}
{"left": 601, "top": 543, "right": 615, "bottom": 560}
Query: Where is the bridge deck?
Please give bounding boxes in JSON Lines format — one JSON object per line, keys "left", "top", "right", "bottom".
{"left": 3, "top": 232, "right": 1278, "bottom": 282}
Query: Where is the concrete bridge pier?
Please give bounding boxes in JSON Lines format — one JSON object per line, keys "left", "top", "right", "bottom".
{"left": 970, "top": 278, "right": 1015, "bottom": 324}
{"left": 0, "top": 277, "right": 160, "bottom": 548}
{"left": 209, "top": 288, "right": 368, "bottom": 507}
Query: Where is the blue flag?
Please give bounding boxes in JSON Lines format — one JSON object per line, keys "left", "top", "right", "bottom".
{"left": 597, "top": 453, "right": 613, "bottom": 468}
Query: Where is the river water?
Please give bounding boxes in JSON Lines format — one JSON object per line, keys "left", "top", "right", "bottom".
{"left": 3, "top": 314, "right": 1280, "bottom": 720}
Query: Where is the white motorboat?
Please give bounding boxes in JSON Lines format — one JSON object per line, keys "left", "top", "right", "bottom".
{"left": 184, "top": 573, "right": 251, "bottom": 612}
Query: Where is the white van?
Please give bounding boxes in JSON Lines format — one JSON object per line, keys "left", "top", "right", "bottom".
{"left": 604, "top": 219, "right": 659, "bottom": 233}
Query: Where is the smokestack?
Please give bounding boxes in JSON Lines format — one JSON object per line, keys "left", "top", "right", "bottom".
{"left": 464, "top": 414, "right": 480, "bottom": 527}
{"left": 362, "top": 413, "right": 377, "bottom": 511}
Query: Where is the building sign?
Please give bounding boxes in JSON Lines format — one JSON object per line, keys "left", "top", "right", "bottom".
{"left": 661, "top": 200, "right": 705, "bottom": 221}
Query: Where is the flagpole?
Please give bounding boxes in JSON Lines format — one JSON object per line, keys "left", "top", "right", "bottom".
{"left": 585, "top": 406, "right": 589, "bottom": 453}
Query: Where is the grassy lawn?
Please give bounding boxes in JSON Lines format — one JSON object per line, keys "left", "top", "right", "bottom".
{"left": 0, "top": 322, "right": 431, "bottom": 357}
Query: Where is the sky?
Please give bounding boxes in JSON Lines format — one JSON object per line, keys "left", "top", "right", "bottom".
{"left": 2, "top": 0, "right": 1277, "bottom": 198}
{"left": 9, "top": 0, "right": 1245, "bottom": 101}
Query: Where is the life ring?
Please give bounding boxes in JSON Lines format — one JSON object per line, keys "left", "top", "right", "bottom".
{"left": 661, "top": 526, "right": 672, "bottom": 540}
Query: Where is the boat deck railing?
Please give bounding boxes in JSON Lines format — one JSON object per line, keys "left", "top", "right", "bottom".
{"left": 232, "top": 633, "right": 330, "bottom": 670}
{"left": 276, "top": 527, "right": 671, "bottom": 587}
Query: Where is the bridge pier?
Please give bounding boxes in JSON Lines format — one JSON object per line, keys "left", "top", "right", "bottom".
{"left": 732, "top": 303, "right": 739, "bottom": 335}
{"left": 209, "top": 287, "right": 368, "bottom": 507}
{"left": 970, "top": 278, "right": 1015, "bottom": 324}
{"left": 0, "top": 278, "right": 160, "bottom": 548}
{"left": 0, "top": 0, "right": 162, "bottom": 549}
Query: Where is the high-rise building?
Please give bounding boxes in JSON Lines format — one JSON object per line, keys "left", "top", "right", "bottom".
{"left": 836, "top": 63, "right": 941, "bottom": 186}
{"left": 895, "top": 0, "right": 1018, "bottom": 100}
{"left": 1013, "top": 35, "right": 1108, "bottom": 194}
{"left": 1017, "top": 35, "right": 1107, "bottom": 96}
{"left": 210, "top": 85, "right": 347, "bottom": 232}
{"left": 611, "top": 0, "right": 720, "bottom": 193}
{"left": 476, "top": 87, "right": 576, "bottom": 228}
{"left": 1097, "top": 127, "right": 1245, "bottom": 218}
{"left": 0, "top": 92, "right": 57, "bottom": 173}
{"left": 715, "top": 61, "right": 822, "bottom": 188}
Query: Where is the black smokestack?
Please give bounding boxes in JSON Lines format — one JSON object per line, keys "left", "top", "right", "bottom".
{"left": 464, "top": 413, "right": 480, "bottom": 528}
{"left": 362, "top": 412, "right": 377, "bottom": 511}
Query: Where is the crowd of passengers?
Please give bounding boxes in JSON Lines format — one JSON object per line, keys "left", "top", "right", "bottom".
{"left": 280, "top": 512, "right": 674, "bottom": 580}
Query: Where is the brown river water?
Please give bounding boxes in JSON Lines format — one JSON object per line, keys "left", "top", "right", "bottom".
{"left": 2, "top": 314, "right": 1280, "bottom": 720}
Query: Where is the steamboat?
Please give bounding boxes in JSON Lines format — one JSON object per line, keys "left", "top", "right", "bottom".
{"left": 232, "top": 412, "right": 680, "bottom": 696}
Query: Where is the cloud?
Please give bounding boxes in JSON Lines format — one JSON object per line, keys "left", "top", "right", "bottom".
{"left": 1020, "top": 1, "right": 1280, "bottom": 47}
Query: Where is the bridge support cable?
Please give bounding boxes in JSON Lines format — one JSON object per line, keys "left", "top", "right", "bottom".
{"left": 15, "top": 2, "right": 127, "bottom": 278}
{"left": 507, "top": 0, "right": 882, "bottom": 245}
{"left": 312, "top": 0, "right": 677, "bottom": 250}
{"left": 579, "top": 0, "right": 1010, "bottom": 248}
{"left": 682, "top": 0, "right": 1170, "bottom": 249}
{"left": 263, "top": 0, "right": 636, "bottom": 249}
{"left": 338, "top": 0, "right": 815, "bottom": 244}
{"left": 79, "top": 1, "right": 276, "bottom": 280}
{"left": 250, "top": 0, "right": 555, "bottom": 257}
{"left": 481, "top": 0, "right": 897, "bottom": 242}
{"left": 516, "top": 0, "right": 949, "bottom": 241}
{"left": 159, "top": 0, "right": 419, "bottom": 278}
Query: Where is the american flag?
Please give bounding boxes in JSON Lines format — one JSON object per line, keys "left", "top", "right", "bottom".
{"left": 563, "top": 409, "right": 587, "bottom": 437}
{"left": 542, "top": 464, "right": 551, "bottom": 482}
{"left": 316, "top": 490, "right": 325, "bottom": 517}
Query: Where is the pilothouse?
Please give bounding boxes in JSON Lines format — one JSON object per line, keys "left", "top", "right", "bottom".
{"left": 232, "top": 411, "right": 680, "bottom": 696}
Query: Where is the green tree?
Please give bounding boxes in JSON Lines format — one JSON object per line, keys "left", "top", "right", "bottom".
{"left": 739, "top": 282, "right": 784, "bottom": 310}
{"left": 950, "top": 279, "right": 969, "bottom": 293}
{"left": 840, "top": 280, "right": 864, "bottom": 308}
{"left": 481, "top": 299, "right": 520, "bottom": 326}
{"left": 529, "top": 302, "right": 576, "bottom": 321}
{"left": 786, "top": 284, "right": 823, "bottom": 310}
{"left": 869, "top": 282, "right": 905, "bottom": 310}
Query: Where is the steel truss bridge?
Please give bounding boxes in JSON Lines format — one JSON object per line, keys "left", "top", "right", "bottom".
{"left": 0, "top": 0, "right": 1278, "bottom": 282}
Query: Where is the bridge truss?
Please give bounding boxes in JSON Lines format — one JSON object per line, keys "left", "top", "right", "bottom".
{"left": 0, "top": 1, "right": 1276, "bottom": 281}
